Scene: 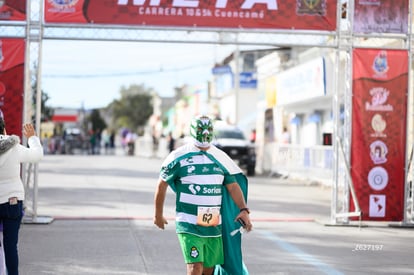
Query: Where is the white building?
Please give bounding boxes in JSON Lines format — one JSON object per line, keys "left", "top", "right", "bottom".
{"left": 255, "top": 47, "right": 336, "bottom": 179}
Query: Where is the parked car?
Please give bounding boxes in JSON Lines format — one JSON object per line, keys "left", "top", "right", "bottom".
{"left": 212, "top": 123, "right": 256, "bottom": 176}
{"left": 63, "top": 127, "right": 89, "bottom": 154}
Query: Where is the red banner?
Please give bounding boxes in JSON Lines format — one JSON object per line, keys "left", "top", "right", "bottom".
{"left": 0, "top": 0, "right": 26, "bottom": 21}
{"left": 351, "top": 49, "right": 408, "bottom": 221}
{"left": 44, "top": 0, "right": 337, "bottom": 31}
{"left": 0, "top": 38, "right": 25, "bottom": 137}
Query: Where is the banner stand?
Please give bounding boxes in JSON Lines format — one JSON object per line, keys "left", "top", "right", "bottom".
{"left": 326, "top": 138, "right": 363, "bottom": 227}
{"left": 22, "top": 164, "right": 54, "bottom": 225}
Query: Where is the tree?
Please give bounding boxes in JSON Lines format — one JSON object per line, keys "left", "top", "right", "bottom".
{"left": 109, "top": 84, "right": 153, "bottom": 131}
{"left": 88, "top": 109, "right": 107, "bottom": 132}
{"left": 31, "top": 78, "right": 54, "bottom": 122}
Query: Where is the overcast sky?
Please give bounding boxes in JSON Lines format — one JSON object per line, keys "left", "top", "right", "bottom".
{"left": 40, "top": 40, "right": 241, "bottom": 109}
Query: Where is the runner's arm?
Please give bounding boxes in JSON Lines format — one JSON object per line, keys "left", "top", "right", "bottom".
{"left": 154, "top": 178, "right": 169, "bottom": 229}
{"left": 225, "top": 182, "right": 252, "bottom": 232}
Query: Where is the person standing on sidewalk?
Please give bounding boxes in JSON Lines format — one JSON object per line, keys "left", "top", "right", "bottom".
{"left": 154, "top": 115, "right": 252, "bottom": 275}
{"left": 0, "top": 113, "right": 43, "bottom": 275}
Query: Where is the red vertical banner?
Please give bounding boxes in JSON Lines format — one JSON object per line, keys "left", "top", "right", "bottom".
{"left": 0, "top": 0, "right": 26, "bottom": 21}
{"left": 351, "top": 49, "right": 408, "bottom": 221}
{"left": 0, "top": 38, "right": 25, "bottom": 137}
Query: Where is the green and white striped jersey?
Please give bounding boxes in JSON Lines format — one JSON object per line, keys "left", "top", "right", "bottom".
{"left": 160, "top": 143, "right": 236, "bottom": 237}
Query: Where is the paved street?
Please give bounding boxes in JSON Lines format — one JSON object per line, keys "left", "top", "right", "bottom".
{"left": 18, "top": 154, "right": 414, "bottom": 274}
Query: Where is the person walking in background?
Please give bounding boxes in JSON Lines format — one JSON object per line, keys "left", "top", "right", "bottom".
{"left": 281, "top": 126, "right": 291, "bottom": 144}
{"left": 249, "top": 129, "right": 256, "bottom": 143}
{"left": 101, "top": 129, "right": 110, "bottom": 155}
{"left": 109, "top": 130, "right": 115, "bottom": 155}
{"left": 154, "top": 115, "right": 252, "bottom": 275}
{"left": 125, "top": 131, "right": 136, "bottom": 156}
{"left": 89, "top": 130, "right": 96, "bottom": 155}
{"left": 0, "top": 111, "right": 43, "bottom": 275}
{"left": 167, "top": 131, "right": 175, "bottom": 153}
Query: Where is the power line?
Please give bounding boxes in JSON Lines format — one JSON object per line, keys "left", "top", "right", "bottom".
{"left": 42, "top": 63, "right": 212, "bottom": 78}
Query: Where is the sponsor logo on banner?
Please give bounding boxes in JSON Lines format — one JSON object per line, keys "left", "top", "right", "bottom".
{"left": 297, "top": 0, "right": 327, "bottom": 15}
{"left": 369, "top": 195, "right": 386, "bottom": 217}
{"left": 372, "top": 51, "right": 389, "bottom": 78}
{"left": 365, "top": 87, "right": 393, "bottom": 111}
{"left": 368, "top": 166, "right": 388, "bottom": 191}
{"left": 369, "top": 140, "right": 388, "bottom": 165}
{"left": 370, "top": 114, "right": 386, "bottom": 137}
{"left": 47, "top": 0, "right": 78, "bottom": 11}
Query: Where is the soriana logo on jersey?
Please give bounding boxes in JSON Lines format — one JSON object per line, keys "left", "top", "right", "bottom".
{"left": 44, "top": 0, "right": 337, "bottom": 31}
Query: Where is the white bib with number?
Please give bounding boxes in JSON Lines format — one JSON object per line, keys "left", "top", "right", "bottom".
{"left": 196, "top": 206, "right": 220, "bottom": 227}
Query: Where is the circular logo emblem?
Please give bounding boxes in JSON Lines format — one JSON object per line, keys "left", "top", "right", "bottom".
{"left": 368, "top": 166, "right": 388, "bottom": 191}
{"left": 371, "top": 114, "right": 386, "bottom": 133}
{"left": 370, "top": 140, "right": 388, "bottom": 165}
{"left": 48, "top": 0, "right": 79, "bottom": 9}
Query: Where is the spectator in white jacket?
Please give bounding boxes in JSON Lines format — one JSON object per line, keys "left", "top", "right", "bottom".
{"left": 0, "top": 114, "right": 43, "bottom": 275}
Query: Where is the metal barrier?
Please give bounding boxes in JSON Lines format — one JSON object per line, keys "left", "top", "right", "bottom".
{"left": 264, "top": 143, "right": 334, "bottom": 184}
{"left": 135, "top": 137, "right": 334, "bottom": 184}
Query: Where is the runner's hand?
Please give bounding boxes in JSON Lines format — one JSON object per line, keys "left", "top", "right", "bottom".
{"left": 235, "top": 211, "right": 252, "bottom": 232}
{"left": 154, "top": 216, "right": 168, "bottom": 229}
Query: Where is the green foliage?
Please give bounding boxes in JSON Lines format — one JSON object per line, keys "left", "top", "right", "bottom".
{"left": 88, "top": 109, "right": 107, "bottom": 132}
{"left": 109, "top": 84, "right": 153, "bottom": 131}
{"left": 31, "top": 79, "right": 54, "bottom": 122}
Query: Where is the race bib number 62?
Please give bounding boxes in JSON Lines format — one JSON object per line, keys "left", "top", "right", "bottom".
{"left": 196, "top": 206, "right": 220, "bottom": 227}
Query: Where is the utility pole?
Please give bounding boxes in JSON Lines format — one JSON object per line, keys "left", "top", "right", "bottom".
{"left": 234, "top": 45, "right": 240, "bottom": 124}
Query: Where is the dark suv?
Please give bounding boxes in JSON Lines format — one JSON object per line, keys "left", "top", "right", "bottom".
{"left": 212, "top": 124, "right": 256, "bottom": 176}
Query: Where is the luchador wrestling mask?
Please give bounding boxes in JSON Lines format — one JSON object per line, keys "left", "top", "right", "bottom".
{"left": 190, "top": 115, "right": 214, "bottom": 148}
